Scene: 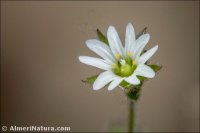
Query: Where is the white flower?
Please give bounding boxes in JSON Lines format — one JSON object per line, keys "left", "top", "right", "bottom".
{"left": 79, "top": 23, "right": 158, "bottom": 91}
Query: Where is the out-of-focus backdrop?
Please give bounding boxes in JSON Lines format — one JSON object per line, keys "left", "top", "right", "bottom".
{"left": 1, "top": 1, "right": 199, "bottom": 132}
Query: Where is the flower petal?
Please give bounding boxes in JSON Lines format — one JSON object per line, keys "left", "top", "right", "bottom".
{"left": 86, "top": 39, "right": 116, "bottom": 64}
{"left": 135, "top": 64, "right": 155, "bottom": 78}
{"left": 137, "top": 45, "right": 158, "bottom": 64}
{"left": 107, "top": 26, "right": 125, "bottom": 59}
{"left": 125, "top": 23, "right": 136, "bottom": 57}
{"left": 93, "top": 71, "right": 117, "bottom": 90}
{"left": 125, "top": 74, "right": 140, "bottom": 85}
{"left": 79, "top": 56, "right": 112, "bottom": 70}
{"left": 133, "top": 34, "right": 150, "bottom": 59}
{"left": 108, "top": 77, "right": 124, "bottom": 91}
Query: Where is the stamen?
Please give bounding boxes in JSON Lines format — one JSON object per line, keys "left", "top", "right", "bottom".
{"left": 127, "top": 51, "right": 132, "bottom": 57}
{"left": 112, "top": 62, "right": 120, "bottom": 74}
{"left": 116, "top": 54, "right": 121, "bottom": 59}
{"left": 132, "top": 60, "right": 137, "bottom": 65}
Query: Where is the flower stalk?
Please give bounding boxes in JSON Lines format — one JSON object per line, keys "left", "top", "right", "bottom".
{"left": 126, "top": 86, "right": 139, "bottom": 133}
{"left": 128, "top": 100, "right": 135, "bottom": 132}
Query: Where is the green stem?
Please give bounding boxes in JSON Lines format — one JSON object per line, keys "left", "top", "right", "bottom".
{"left": 128, "top": 100, "right": 135, "bottom": 132}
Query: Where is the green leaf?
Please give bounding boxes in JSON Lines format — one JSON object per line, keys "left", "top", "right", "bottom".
{"left": 82, "top": 75, "right": 98, "bottom": 85}
{"left": 97, "top": 29, "right": 109, "bottom": 45}
{"left": 136, "top": 27, "right": 148, "bottom": 39}
{"left": 148, "top": 64, "right": 162, "bottom": 72}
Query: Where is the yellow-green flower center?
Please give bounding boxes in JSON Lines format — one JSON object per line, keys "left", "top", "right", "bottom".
{"left": 112, "top": 58, "right": 137, "bottom": 77}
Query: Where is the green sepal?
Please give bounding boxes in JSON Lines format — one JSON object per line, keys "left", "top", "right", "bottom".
{"left": 137, "top": 75, "right": 147, "bottom": 82}
{"left": 136, "top": 27, "right": 148, "bottom": 39}
{"left": 148, "top": 64, "right": 162, "bottom": 72}
{"left": 126, "top": 87, "right": 141, "bottom": 101}
{"left": 82, "top": 75, "right": 98, "bottom": 85}
{"left": 121, "top": 80, "right": 143, "bottom": 101}
{"left": 141, "top": 50, "right": 147, "bottom": 56}
{"left": 120, "top": 80, "right": 132, "bottom": 88}
{"left": 124, "top": 78, "right": 144, "bottom": 101}
{"left": 97, "top": 29, "right": 109, "bottom": 45}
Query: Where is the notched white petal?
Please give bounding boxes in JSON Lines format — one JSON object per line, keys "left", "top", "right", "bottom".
{"left": 107, "top": 26, "right": 125, "bottom": 58}
{"left": 86, "top": 39, "right": 116, "bottom": 63}
{"left": 133, "top": 34, "right": 150, "bottom": 59}
{"left": 125, "top": 74, "right": 140, "bottom": 85}
{"left": 125, "top": 23, "right": 136, "bottom": 56}
{"left": 138, "top": 45, "right": 158, "bottom": 64}
{"left": 79, "top": 56, "right": 112, "bottom": 70}
{"left": 135, "top": 64, "right": 155, "bottom": 78}
{"left": 108, "top": 77, "right": 124, "bottom": 91}
{"left": 93, "top": 71, "right": 116, "bottom": 90}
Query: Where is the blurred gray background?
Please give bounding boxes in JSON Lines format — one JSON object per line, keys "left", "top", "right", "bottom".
{"left": 1, "top": 1, "right": 199, "bottom": 132}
